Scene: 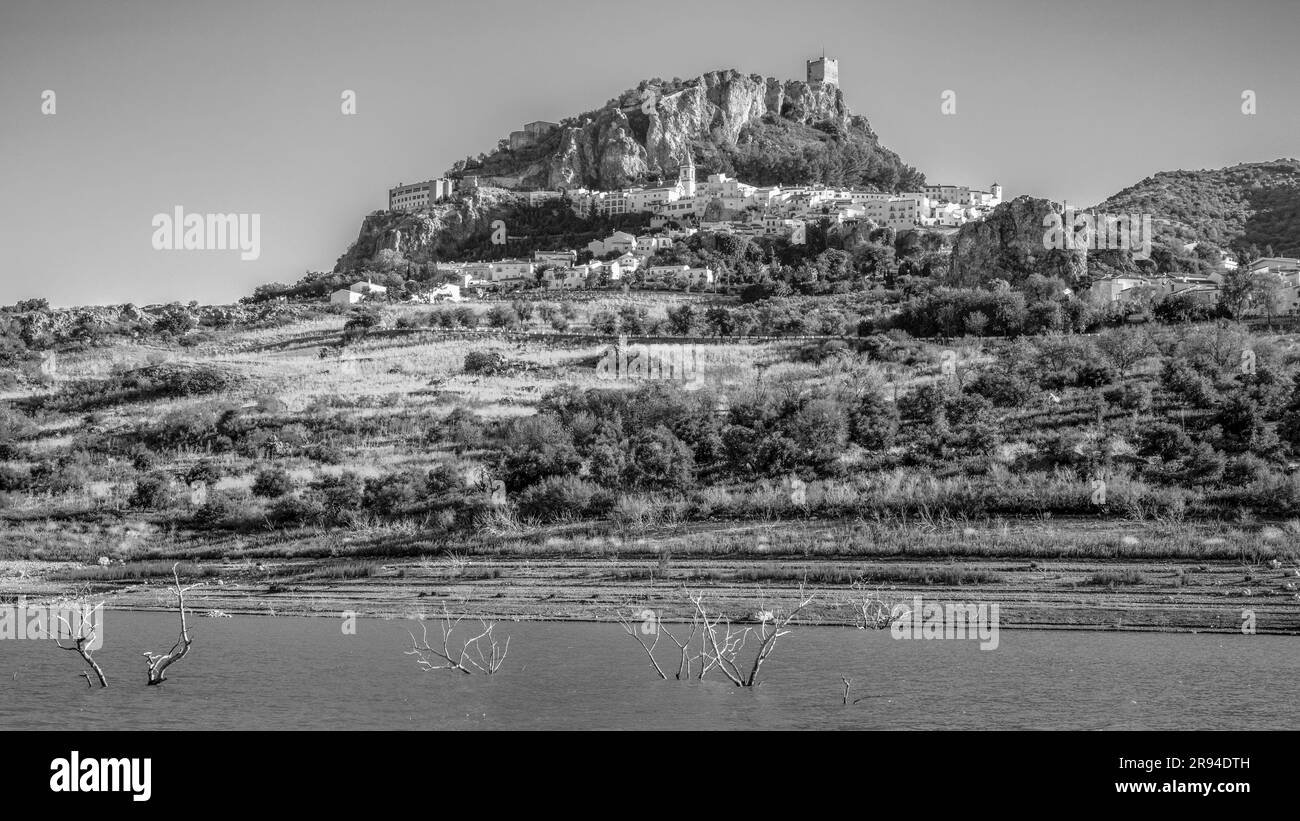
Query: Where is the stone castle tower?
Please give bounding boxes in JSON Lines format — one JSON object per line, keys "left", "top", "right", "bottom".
{"left": 806, "top": 55, "right": 839, "bottom": 86}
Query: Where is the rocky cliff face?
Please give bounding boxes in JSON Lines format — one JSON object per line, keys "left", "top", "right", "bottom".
{"left": 949, "top": 196, "right": 1091, "bottom": 286}
{"left": 333, "top": 188, "right": 527, "bottom": 271}
{"left": 634, "top": 73, "right": 851, "bottom": 183}
{"left": 460, "top": 68, "right": 918, "bottom": 192}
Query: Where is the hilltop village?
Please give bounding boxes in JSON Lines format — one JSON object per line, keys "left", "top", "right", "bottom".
{"left": 353, "top": 57, "right": 1001, "bottom": 304}
{"left": 331, "top": 57, "right": 1300, "bottom": 323}
{"left": 367, "top": 156, "right": 1003, "bottom": 301}
{"left": 363, "top": 157, "right": 1300, "bottom": 320}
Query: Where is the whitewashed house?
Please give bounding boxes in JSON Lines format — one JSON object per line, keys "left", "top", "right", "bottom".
{"left": 687, "top": 266, "right": 714, "bottom": 286}
{"left": 534, "top": 249, "right": 578, "bottom": 267}
{"left": 613, "top": 252, "right": 641, "bottom": 274}
{"left": 646, "top": 264, "right": 690, "bottom": 279}
{"left": 489, "top": 260, "right": 535, "bottom": 283}
{"left": 586, "top": 231, "right": 637, "bottom": 257}
{"left": 544, "top": 267, "right": 587, "bottom": 289}
{"left": 635, "top": 234, "right": 674, "bottom": 254}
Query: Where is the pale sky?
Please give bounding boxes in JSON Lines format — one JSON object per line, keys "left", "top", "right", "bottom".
{"left": 1, "top": 0, "right": 1296, "bottom": 306}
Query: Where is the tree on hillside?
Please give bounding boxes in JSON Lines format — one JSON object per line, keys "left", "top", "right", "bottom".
{"left": 1218, "top": 268, "right": 1256, "bottom": 319}
{"left": 590, "top": 310, "right": 619, "bottom": 335}
{"left": 486, "top": 304, "right": 520, "bottom": 329}
{"left": 1096, "top": 327, "right": 1155, "bottom": 378}
{"left": 342, "top": 307, "right": 382, "bottom": 342}
{"left": 1247, "top": 271, "right": 1288, "bottom": 326}
{"left": 497, "top": 415, "right": 581, "bottom": 489}
{"left": 665, "top": 304, "right": 699, "bottom": 336}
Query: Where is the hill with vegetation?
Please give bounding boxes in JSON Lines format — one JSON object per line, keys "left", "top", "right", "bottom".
{"left": 4, "top": 298, "right": 1300, "bottom": 632}
{"left": 1094, "top": 158, "right": 1300, "bottom": 258}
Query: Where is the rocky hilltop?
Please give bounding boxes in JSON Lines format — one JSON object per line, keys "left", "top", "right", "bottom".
{"left": 949, "top": 196, "right": 1091, "bottom": 286}
{"left": 453, "top": 68, "right": 923, "bottom": 192}
{"left": 333, "top": 68, "right": 925, "bottom": 273}
{"left": 333, "top": 188, "right": 526, "bottom": 272}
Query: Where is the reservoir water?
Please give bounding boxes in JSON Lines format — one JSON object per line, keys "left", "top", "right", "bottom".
{"left": 1, "top": 612, "right": 1296, "bottom": 730}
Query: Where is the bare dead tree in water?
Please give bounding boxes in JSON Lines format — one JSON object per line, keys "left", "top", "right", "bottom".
{"left": 142, "top": 563, "right": 205, "bottom": 686}
{"left": 615, "top": 605, "right": 700, "bottom": 680}
{"left": 618, "top": 587, "right": 816, "bottom": 688}
{"left": 840, "top": 581, "right": 909, "bottom": 706}
{"left": 841, "top": 675, "right": 863, "bottom": 705}
{"left": 53, "top": 600, "right": 108, "bottom": 688}
{"left": 616, "top": 606, "right": 666, "bottom": 678}
{"left": 847, "top": 581, "right": 906, "bottom": 630}
{"left": 705, "top": 586, "right": 816, "bottom": 687}
{"left": 407, "top": 607, "right": 509, "bottom": 675}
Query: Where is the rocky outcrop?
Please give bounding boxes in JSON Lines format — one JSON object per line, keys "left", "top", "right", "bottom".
{"left": 949, "top": 196, "right": 1091, "bottom": 286}
{"left": 632, "top": 73, "right": 849, "bottom": 179}
{"left": 333, "top": 188, "right": 528, "bottom": 271}
{"left": 459, "top": 68, "right": 918, "bottom": 192}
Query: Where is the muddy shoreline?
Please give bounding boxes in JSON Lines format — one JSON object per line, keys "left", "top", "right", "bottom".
{"left": 6, "top": 554, "right": 1299, "bottom": 635}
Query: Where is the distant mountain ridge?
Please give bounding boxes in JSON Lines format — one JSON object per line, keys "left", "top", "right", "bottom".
{"left": 447, "top": 68, "right": 925, "bottom": 193}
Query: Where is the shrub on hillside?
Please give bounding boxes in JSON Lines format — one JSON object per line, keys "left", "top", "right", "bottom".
{"left": 486, "top": 304, "right": 521, "bottom": 329}
{"left": 342, "top": 307, "right": 382, "bottom": 342}
{"left": 463, "top": 350, "right": 506, "bottom": 375}
{"left": 311, "top": 472, "right": 364, "bottom": 526}
{"left": 252, "top": 467, "right": 294, "bottom": 498}
{"left": 130, "top": 472, "right": 172, "bottom": 508}
{"left": 191, "top": 493, "right": 246, "bottom": 529}
{"left": 0, "top": 465, "right": 30, "bottom": 492}
{"left": 968, "top": 370, "right": 1038, "bottom": 407}
{"left": 516, "top": 475, "right": 612, "bottom": 521}
{"left": 625, "top": 426, "right": 697, "bottom": 489}
{"left": 26, "top": 363, "right": 239, "bottom": 413}
{"left": 1102, "top": 382, "right": 1153, "bottom": 412}
{"left": 361, "top": 471, "right": 426, "bottom": 516}
{"left": 266, "top": 495, "right": 323, "bottom": 528}
{"left": 590, "top": 310, "right": 619, "bottom": 335}
{"left": 497, "top": 415, "right": 582, "bottom": 488}
{"left": 849, "top": 392, "right": 899, "bottom": 451}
